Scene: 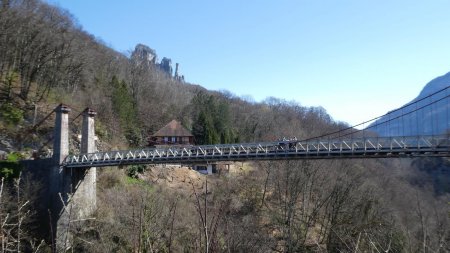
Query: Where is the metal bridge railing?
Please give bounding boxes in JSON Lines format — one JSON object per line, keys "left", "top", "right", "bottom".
{"left": 63, "top": 135, "right": 450, "bottom": 168}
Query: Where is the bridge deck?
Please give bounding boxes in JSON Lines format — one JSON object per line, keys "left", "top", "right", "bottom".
{"left": 63, "top": 135, "right": 450, "bottom": 168}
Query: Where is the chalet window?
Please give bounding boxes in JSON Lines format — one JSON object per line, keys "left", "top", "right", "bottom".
{"left": 164, "top": 137, "right": 169, "bottom": 143}
{"left": 171, "top": 136, "right": 176, "bottom": 143}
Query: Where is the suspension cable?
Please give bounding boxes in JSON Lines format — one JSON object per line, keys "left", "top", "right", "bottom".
{"left": 34, "top": 105, "right": 85, "bottom": 155}
{"left": 332, "top": 93, "right": 450, "bottom": 140}
{"left": 302, "top": 85, "right": 450, "bottom": 141}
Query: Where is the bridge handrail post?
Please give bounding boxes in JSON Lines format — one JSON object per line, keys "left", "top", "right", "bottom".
{"left": 328, "top": 136, "right": 331, "bottom": 155}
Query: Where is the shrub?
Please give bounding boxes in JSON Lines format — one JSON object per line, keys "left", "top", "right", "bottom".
{"left": 95, "top": 120, "right": 109, "bottom": 140}
{"left": 126, "top": 164, "right": 146, "bottom": 178}
{"left": 0, "top": 103, "right": 23, "bottom": 126}
{"left": 0, "top": 153, "right": 23, "bottom": 180}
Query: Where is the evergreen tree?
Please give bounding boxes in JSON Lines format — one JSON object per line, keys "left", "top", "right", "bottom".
{"left": 190, "top": 92, "right": 237, "bottom": 145}
{"left": 111, "top": 76, "right": 141, "bottom": 146}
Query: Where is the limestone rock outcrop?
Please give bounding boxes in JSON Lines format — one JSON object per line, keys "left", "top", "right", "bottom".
{"left": 131, "top": 44, "right": 157, "bottom": 66}
{"left": 159, "top": 57, "right": 173, "bottom": 76}
{"left": 130, "top": 43, "right": 184, "bottom": 82}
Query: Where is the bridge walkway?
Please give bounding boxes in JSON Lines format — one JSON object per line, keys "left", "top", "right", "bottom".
{"left": 64, "top": 135, "right": 450, "bottom": 168}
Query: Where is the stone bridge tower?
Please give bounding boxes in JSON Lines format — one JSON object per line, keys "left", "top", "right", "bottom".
{"left": 50, "top": 104, "right": 97, "bottom": 249}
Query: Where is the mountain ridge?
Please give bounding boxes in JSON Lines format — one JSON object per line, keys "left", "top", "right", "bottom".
{"left": 416, "top": 71, "right": 450, "bottom": 100}
{"left": 370, "top": 72, "right": 450, "bottom": 136}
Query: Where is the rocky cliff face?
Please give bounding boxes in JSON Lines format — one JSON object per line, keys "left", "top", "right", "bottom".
{"left": 369, "top": 72, "right": 450, "bottom": 137}
{"left": 131, "top": 44, "right": 157, "bottom": 66}
{"left": 130, "top": 44, "right": 183, "bottom": 80}
{"left": 159, "top": 57, "right": 173, "bottom": 76}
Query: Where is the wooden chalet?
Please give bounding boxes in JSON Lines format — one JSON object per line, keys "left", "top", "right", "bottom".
{"left": 149, "top": 120, "right": 194, "bottom": 146}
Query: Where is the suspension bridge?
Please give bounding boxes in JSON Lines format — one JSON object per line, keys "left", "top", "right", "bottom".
{"left": 61, "top": 86, "right": 450, "bottom": 168}
{"left": 63, "top": 134, "right": 449, "bottom": 167}
{"left": 20, "top": 85, "right": 450, "bottom": 248}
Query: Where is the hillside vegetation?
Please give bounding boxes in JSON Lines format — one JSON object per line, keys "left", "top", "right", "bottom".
{"left": 0, "top": 0, "right": 449, "bottom": 252}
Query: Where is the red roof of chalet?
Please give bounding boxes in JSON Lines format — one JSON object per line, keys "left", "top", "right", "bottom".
{"left": 152, "top": 120, "right": 193, "bottom": 137}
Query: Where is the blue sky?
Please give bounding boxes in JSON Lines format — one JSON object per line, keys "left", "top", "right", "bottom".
{"left": 47, "top": 0, "right": 450, "bottom": 126}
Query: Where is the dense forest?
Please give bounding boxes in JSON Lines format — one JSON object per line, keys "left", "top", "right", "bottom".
{"left": 0, "top": 0, "right": 449, "bottom": 252}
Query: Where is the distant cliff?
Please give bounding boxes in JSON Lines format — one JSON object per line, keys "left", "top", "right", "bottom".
{"left": 369, "top": 72, "right": 450, "bottom": 136}
{"left": 130, "top": 44, "right": 184, "bottom": 81}
{"left": 131, "top": 44, "right": 157, "bottom": 66}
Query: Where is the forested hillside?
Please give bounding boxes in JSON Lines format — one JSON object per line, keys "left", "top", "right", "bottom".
{"left": 0, "top": 0, "right": 449, "bottom": 252}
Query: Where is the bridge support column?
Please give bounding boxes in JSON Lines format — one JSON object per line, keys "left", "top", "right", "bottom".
{"left": 50, "top": 104, "right": 71, "bottom": 250}
{"left": 52, "top": 106, "right": 98, "bottom": 251}
{"left": 207, "top": 164, "right": 213, "bottom": 175}
{"left": 52, "top": 104, "right": 70, "bottom": 164}
{"left": 73, "top": 108, "right": 97, "bottom": 218}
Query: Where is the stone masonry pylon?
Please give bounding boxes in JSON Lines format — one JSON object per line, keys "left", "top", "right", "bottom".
{"left": 52, "top": 104, "right": 70, "bottom": 164}
{"left": 51, "top": 104, "right": 71, "bottom": 250}
{"left": 52, "top": 106, "right": 98, "bottom": 251}
{"left": 73, "top": 108, "right": 97, "bottom": 218}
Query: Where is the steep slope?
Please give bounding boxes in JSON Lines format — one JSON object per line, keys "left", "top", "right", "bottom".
{"left": 416, "top": 71, "right": 450, "bottom": 99}
{"left": 370, "top": 72, "right": 450, "bottom": 136}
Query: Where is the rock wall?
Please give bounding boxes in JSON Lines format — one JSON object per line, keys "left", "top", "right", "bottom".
{"left": 130, "top": 43, "right": 184, "bottom": 82}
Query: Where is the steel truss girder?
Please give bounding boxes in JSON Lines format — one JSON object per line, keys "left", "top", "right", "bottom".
{"left": 63, "top": 135, "right": 450, "bottom": 168}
